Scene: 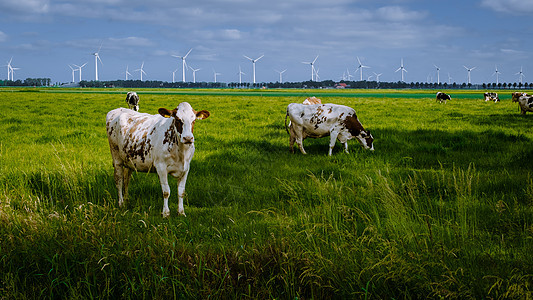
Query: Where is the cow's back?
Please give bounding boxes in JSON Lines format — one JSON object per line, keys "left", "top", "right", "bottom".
{"left": 288, "top": 103, "right": 354, "bottom": 136}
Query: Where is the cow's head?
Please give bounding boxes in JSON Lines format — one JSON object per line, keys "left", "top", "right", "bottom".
{"left": 158, "top": 102, "right": 210, "bottom": 145}
{"left": 343, "top": 115, "right": 374, "bottom": 151}
{"left": 512, "top": 92, "right": 524, "bottom": 102}
{"left": 126, "top": 93, "right": 140, "bottom": 111}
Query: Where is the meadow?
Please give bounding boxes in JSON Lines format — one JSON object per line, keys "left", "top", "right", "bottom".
{"left": 0, "top": 87, "right": 532, "bottom": 299}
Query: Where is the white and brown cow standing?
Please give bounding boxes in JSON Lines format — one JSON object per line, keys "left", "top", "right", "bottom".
{"left": 436, "top": 92, "right": 451, "bottom": 103}
{"left": 484, "top": 92, "right": 500, "bottom": 102}
{"left": 126, "top": 91, "right": 140, "bottom": 111}
{"left": 511, "top": 92, "right": 533, "bottom": 115}
{"left": 106, "top": 102, "right": 210, "bottom": 217}
{"left": 285, "top": 103, "right": 374, "bottom": 156}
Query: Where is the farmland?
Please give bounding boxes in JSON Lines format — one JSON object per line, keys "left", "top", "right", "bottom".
{"left": 1, "top": 88, "right": 532, "bottom": 298}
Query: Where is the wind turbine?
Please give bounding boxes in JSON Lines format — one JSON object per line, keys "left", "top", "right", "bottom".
{"left": 395, "top": 58, "right": 407, "bottom": 82}
{"left": 492, "top": 65, "right": 501, "bottom": 85}
{"left": 172, "top": 68, "right": 178, "bottom": 83}
{"left": 68, "top": 65, "right": 77, "bottom": 82}
{"left": 172, "top": 48, "right": 192, "bottom": 83}
{"left": 448, "top": 73, "right": 453, "bottom": 84}
{"left": 314, "top": 68, "right": 321, "bottom": 81}
{"left": 301, "top": 55, "right": 318, "bottom": 81}
{"left": 189, "top": 66, "right": 200, "bottom": 83}
{"left": 275, "top": 69, "right": 287, "bottom": 83}
{"left": 516, "top": 66, "right": 525, "bottom": 84}
{"left": 213, "top": 69, "right": 221, "bottom": 83}
{"left": 73, "top": 63, "right": 87, "bottom": 82}
{"left": 136, "top": 62, "right": 147, "bottom": 81}
{"left": 355, "top": 57, "right": 370, "bottom": 81}
{"left": 244, "top": 54, "right": 264, "bottom": 84}
{"left": 374, "top": 72, "right": 382, "bottom": 83}
{"left": 124, "top": 65, "right": 132, "bottom": 81}
{"left": 238, "top": 66, "right": 246, "bottom": 84}
{"left": 5, "top": 57, "right": 13, "bottom": 80}
{"left": 346, "top": 68, "right": 354, "bottom": 81}
{"left": 92, "top": 44, "right": 103, "bottom": 81}
{"left": 434, "top": 64, "right": 441, "bottom": 84}
{"left": 464, "top": 65, "right": 476, "bottom": 84}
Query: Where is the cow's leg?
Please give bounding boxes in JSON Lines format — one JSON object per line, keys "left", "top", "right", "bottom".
{"left": 289, "top": 127, "right": 296, "bottom": 153}
{"left": 113, "top": 163, "right": 125, "bottom": 207}
{"left": 123, "top": 167, "right": 132, "bottom": 201}
{"left": 176, "top": 171, "right": 189, "bottom": 217}
{"left": 156, "top": 168, "right": 171, "bottom": 218}
{"left": 328, "top": 132, "right": 339, "bottom": 156}
{"left": 343, "top": 142, "right": 349, "bottom": 154}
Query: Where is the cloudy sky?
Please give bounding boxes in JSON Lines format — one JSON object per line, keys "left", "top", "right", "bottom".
{"left": 1, "top": 0, "right": 532, "bottom": 84}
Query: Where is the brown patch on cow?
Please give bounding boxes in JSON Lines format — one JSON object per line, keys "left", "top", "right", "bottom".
{"left": 342, "top": 114, "right": 364, "bottom": 136}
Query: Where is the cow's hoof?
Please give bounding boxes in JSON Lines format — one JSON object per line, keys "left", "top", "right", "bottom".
{"left": 162, "top": 210, "right": 171, "bottom": 218}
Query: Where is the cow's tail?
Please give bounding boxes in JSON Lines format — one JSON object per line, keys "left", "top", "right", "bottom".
{"left": 284, "top": 107, "right": 291, "bottom": 135}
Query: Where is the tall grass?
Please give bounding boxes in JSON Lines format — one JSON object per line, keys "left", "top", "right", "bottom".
{"left": 0, "top": 88, "right": 532, "bottom": 298}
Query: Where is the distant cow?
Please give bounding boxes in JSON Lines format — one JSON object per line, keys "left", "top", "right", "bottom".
{"left": 285, "top": 103, "right": 374, "bottom": 156}
{"left": 436, "top": 92, "right": 451, "bottom": 103}
{"left": 303, "top": 96, "right": 322, "bottom": 105}
{"left": 126, "top": 92, "right": 140, "bottom": 111}
{"left": 512, "top": 93, "right": 533, "bottom": 115}
{"left": 484, "top": 92, "right": 500, "bottom": 102}
{"left": 106, "top": 102, "right": 210, "bottom": 217}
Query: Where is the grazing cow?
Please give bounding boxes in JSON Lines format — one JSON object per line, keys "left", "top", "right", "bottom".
{"left": 436, "top": 92, "right": 451, "bottom": 103}
{"left": 285, "top": 103, "right": 374, "bottom": 156}
{"left": 512, "top": 93, "right": 533, "bottom": 115}
{"left": 106, "top": 102, "right": 210, "bottom": 217}
{"left": 303, "top": 96, "right": 322, "bottom": 105}
{"left": 126, "top": 92, "right": 140, "bottom": 111}
{"left": 484, "top": 92, "right": 500, "bottom": 102}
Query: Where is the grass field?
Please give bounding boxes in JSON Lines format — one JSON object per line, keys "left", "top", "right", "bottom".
{"left": 1, "top": 88, "right": 532, "bottom": 298}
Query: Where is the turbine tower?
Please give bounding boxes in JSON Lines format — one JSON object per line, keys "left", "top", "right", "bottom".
{"left": 355, "top": 57, "right": 370, "bottom": 81}
{"left": 434, "top": 64, "right": 440, "bottom": 84}
{"left": 172, "top": 48, "right": 192, "bottom": 83}
{"left": 374, "top": 72, "right": 382, "bottom": 83}
{"left": 136, "top": 62, "right": 146, "bottom": 81}
{"left": 124, "top": 65, "right": 132, "bottom": 81}
{"left": 275, "top": 69, "right": 287, "bottom": 83}
{"left": 189, "top": 66, "right": 200, "bottom": 83}
{"left": 244, "top": 54, "right": 264, "bottom": 84}
{"left": 464, "top": 65, "right": 476, "bottom": 84}
{"left": 68, "top": 65, "right": 76, "bottom": 82}
{"left": 302, "top": 55, "right": 318, "bottom": 81}
{"left": 92, "top": 44, "right": 103, "bottom": 81}
{"left": 516, "top": 66, "right": 525, "bottom": 84}
{"left": 395, "top": 58, "right": 407, "bottom": 82}
{"left": 238, "top": 66, "right": 245, "bottom": 84}
{"left": 74, "top": 63, "right": 87, "bottom": 82}
{"left": 213, "top": 69, "right": 221, "bottom": 83}
{"left": 172, "top": 68, "right": 178, "bottom": 83}
{"left": 492, "top": 65, "right": 500, "bottom": 85}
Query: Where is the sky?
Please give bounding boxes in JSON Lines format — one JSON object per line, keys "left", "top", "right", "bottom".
{"left": 1, "top": 0, "right": 533, "bottom": 85}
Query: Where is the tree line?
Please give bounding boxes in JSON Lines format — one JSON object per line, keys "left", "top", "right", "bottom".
{"left": 1, "top": 78, "right": 531, "bottom": 90}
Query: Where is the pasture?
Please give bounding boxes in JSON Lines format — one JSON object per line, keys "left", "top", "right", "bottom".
{"left": 0, "top": 88, "right": 532, "bottom": 298}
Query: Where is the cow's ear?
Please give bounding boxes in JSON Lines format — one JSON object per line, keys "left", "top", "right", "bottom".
{"left": 195, "top": 110, "right": 210, "bottom": 120}
{"left": 158, "top": 108, "right": 172, "bottom": 118}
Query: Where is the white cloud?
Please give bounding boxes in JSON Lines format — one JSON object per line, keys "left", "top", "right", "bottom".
{"left": 481, "top": 0, "right": 533, "bottom": 14}
{"left": 375, "top": 6, "right": 428, "bottom": 22}
{"left": 0, "top": 31, "right": 7, "bottom": 42}
{"left": 0, "top": 0, "right": 49, "bottom": 14}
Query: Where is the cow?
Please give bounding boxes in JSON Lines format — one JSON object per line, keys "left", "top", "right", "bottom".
{"left": 285, "top": 103, "right": 374, "bottom": 156}
{"left": 106, "top": 102, "right": 210, "bottom": 217}
{"left": 436, "top": 92, "right": 451, "bottom": 104}
{"left": 303, "top": 96, "right": 322, "bottom": 105}
{"left": 512, "top": 93, "right": 533, "bottom": 115}
{"left": 126, "top": 91, "right": 140, "bottom": 111}
{"left": 484, "top": 92, "right": 500, "bottom": 102}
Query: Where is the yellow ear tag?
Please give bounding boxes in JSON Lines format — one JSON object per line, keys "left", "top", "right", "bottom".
{"left": 163, "top": 115, "right": 171, "bottom": 118}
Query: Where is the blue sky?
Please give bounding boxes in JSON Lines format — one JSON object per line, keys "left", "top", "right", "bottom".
{"left": 1, "top": 0, "right": 532, "bottom": 84}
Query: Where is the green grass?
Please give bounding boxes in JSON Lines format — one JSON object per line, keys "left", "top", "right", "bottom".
{"left": 1, "top": 88, "right": 532, "bottom": 298}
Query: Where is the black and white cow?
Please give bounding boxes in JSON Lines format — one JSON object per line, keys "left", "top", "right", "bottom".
{"left": 126, "top": 91, "right": 140, "bottom": 111}
{"left": 511, "top": 93, "right": 533, "bottom": 115}
{"left": 106, "top": 102, "right": 210, "bottom": 217}
{"left": 436, "top": 92, "right": 451, "bottom": 104}
{"left": 484, "top": 92, "right": 500, "bottom": 102}
{"left": 285, "top": 103, "right": 374, "bottom": 156}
